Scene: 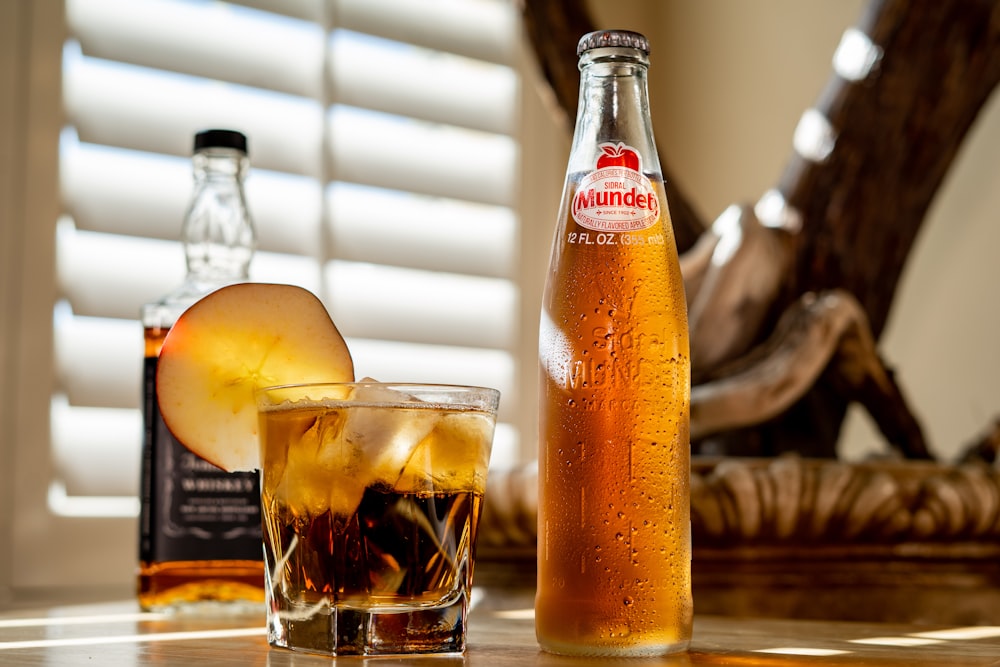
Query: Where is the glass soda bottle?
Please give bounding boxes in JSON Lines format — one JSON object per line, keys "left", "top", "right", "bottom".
{"left": 536, "top": 30, "right": 692, "bottom": 656}
{"left": 138, "top": 129, "right": 265, "bottom": 612}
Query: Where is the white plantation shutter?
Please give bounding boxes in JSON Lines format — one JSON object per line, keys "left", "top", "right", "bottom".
{"left": 55, "top": 0, "right": 524, "bottom": 518}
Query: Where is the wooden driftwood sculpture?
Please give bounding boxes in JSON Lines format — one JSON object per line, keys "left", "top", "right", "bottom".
{"left": 521, "top": 0, "right": 1000, "bottom": 459}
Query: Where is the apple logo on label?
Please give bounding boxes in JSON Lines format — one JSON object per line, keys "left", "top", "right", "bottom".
{"left": 595, "top": 142, "right": 640, "bottom": 171}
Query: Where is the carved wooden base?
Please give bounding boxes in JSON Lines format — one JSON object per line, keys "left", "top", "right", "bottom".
{"left": 478, "top": 456, "right": 1000, "bottom": 624}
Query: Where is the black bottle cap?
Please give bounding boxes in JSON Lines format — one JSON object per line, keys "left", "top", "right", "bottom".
{"left": 577, "top": 30, "right": 649, "bottom": 56}
{"left": 194, "top": 129, "right": 248, "bottom": 154}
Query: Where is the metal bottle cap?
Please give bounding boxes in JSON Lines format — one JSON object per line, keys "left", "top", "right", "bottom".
{"left": 577, "top": 30, "right": 650, "bottom": 57}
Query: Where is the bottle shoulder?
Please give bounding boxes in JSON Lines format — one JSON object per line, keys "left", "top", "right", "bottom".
{"left": 141, "top": 278, "right": 242, "bottom": 327}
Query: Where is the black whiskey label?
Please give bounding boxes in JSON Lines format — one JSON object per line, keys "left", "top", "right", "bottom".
{"left": 140, "top": 356, "right": 262, "bottom": 563}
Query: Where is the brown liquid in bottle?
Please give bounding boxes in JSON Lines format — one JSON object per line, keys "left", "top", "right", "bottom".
{"left": 536, "top": 30, "right": 692, "bottom": 656}
{"left": 138, "top": 327, "right": 264, "bottom": 611}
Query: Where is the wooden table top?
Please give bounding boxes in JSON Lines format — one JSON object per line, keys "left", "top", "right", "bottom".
{"left": 2, "top": 587, "right": 999, "bottom": 666}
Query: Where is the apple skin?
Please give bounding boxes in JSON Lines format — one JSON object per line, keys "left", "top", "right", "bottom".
{"left": 595, "top": 142, "right": 641, "bottom": 171}
{"left": 155, "top": 282, "right": 355, "bottom": 472}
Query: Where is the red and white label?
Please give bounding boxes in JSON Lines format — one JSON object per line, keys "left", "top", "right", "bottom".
{"left": 571, "top": 142, "right": 659, "bottom": 232}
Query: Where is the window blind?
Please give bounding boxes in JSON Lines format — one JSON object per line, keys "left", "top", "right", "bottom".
{"left": 56, "top": 0, "right": 523, "bottom": 517}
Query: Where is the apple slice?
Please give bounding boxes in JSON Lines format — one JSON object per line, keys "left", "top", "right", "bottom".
{"left": 156, "top": 283, "right": 354, "bottom": 472}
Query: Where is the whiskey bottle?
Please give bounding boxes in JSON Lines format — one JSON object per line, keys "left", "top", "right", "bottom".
{"left": 138, "top": 129, "right": 264, "bottom": 612}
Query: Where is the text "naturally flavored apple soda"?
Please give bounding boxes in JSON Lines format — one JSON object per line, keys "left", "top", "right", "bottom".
{"left": 536, "top": 30, "right": 692, "bottom": 657}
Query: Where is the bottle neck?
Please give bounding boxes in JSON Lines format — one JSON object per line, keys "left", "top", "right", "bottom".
{"left": 569, "top": 48, "right": 659, "bottom": 177}
{"left": 182, "top": 147, "right": 255, "bottom": 288}
{"left": 192, "top": 148, "right": 248, "bottom": 181}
